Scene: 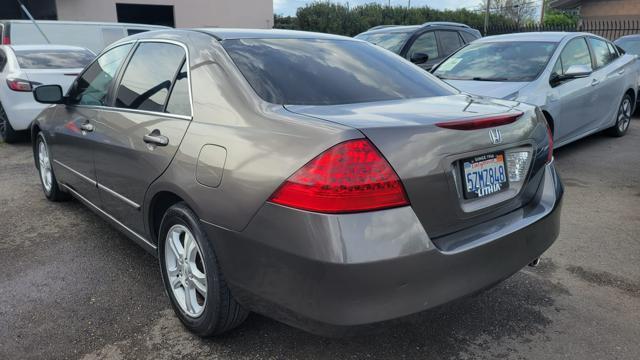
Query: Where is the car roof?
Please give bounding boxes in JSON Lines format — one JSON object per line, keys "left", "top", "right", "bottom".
{"left": 475, "top": 32, "right": 584, "bottom": 43}
{"left": 362, "top": 25, "right": 421, "bottom": 35}
{"left": 0, "top": 19, "right": 168, "bottom": 29}
{"left": 197, "top": 28, "right": 352, "bottom": 41}
{"left": 615, "top": 34, "right": 640, "bottom": 42}
{"left": 7, "top": 44, "right": 92, "bottom": 52}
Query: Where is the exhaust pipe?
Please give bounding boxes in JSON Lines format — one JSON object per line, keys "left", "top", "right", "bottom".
{"left": 528, "top": 258, "right": 541, "bottom": 267}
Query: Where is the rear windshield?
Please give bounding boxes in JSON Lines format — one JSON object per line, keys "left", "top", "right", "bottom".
{"left": 615, "top": 38, "right": 640, "bottom": 55}
{"left": 434, "top": 41, "right": 558, "bottom": 82}
{"left": 355, "top": 31, "right": 412, "bottom": 53}
{"left": 222, "top": 38, "right": 455, "bottom": 105}
{"left": 15, "top": 49, "right": 95, "bottom": 69}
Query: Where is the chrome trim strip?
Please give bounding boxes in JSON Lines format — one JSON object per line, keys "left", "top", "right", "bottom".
{"left": 70, "top": 104, "right": 192, "bottom": 121}
{"left": 54, "top": 160, "right": 141, "bottom": 210}
{"left": 97, "top": 183, "right": 141, "bottom": 210}
{"left": 53, "top": 159, "right": 97, "bottom": 186}
{"left": 61, "top": 184, "right": 156, "bottom": 250}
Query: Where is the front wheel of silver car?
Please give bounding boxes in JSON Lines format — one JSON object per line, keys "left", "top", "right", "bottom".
{"left": 158, "top": 202, "right": 248, "bottom": 337}
{"left": 607, "top": 94, "right": 633, "bottom": 137}
{"left": 35, "top": 133, "right": 69, "bottom": 202}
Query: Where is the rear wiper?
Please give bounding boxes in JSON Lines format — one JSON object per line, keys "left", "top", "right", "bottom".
{"left": 472, "top": 77, "right": 509, "bottom": 81}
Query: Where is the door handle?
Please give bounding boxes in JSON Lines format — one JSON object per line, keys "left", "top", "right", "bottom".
{"left": 618, "top": 69, "right": 625, "bottom": 75}
{"left": 80, "top": 122, "right": 94, "bottom": 132}
{"left": 591, "top": 78, "right": 600, "bottom": 86}
{"left": 143, "top": 130, "right": 169, "bottom": 146}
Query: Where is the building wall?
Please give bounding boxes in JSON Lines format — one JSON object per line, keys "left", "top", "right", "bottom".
{"left": 55, "top": 0, "right": 274, "bottom": 28}
{"left": 579, "top": 0, "right": 640, "bottom": 21}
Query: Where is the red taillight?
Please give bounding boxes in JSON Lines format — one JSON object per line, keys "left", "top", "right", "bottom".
{"left": 6, "top": 78, "right": 32, "bottom": 92}
{"left": 269, "top": 139, "right": 409, "bottom": 213}
{"left": 2, "top": 35, "right": 9, "bottom": 45}
{"left": 436, "top": 112, "right": 523, "bottom": 130}
{"left": 545, "top": 123, "right": 554, "bottom": 163}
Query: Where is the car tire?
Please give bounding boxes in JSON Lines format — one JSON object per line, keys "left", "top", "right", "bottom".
{"left": 606, "top": 93, "right": 633, "bottom": 137}
{"left": 158, "top": 202, "right": 248, "bottom": 337}
{"left": 35, "top": 132, "right": 70, "bottom": 202}
{"left": 0, "top": 102, "right": 21, "bottom": 143}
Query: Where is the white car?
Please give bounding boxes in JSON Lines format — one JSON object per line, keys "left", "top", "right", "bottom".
{"left": 0, "top": 44, "right": 94, "bottom": 142}
{"left": 433, "top": 32, "right": 638, "bottom": 147}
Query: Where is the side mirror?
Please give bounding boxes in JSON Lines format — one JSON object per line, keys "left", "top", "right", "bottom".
{"left": 550, "top": 64, "right": 592, "bottom": 86}
{"left": 33, "top": 85, "right": 64, "bottom": 104}
{"left": 410, "top": 52, "right": 429, "bottom": 65}
{"left": 564, "top": 64, "right": 592, "bottom": 78}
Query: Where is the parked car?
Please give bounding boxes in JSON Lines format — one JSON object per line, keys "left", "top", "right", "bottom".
{"left": 355, "top": 22, "right": 481, "bottom": 70}
{"left": 432, "top": 32, "right": 638, "bottom": 147}
{"left": 0, "top": 44, "right": 94, "bottom": 142}
{"left": 0, "top": 20, "right": 169, "bottom": 53}
{"left": 31, "top": 29, "right": 562, "bottom": 337}
{"left": 614, "top": 34, "right": 640, "bottom": 55}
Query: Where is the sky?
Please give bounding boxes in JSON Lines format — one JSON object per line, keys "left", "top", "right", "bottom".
{"left": 274, "top": 0, "right": 483, "bottom": 16}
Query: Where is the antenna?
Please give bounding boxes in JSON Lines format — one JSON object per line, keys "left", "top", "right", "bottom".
{"left": 17, "top": 0, "right": 51, "bottom": 44}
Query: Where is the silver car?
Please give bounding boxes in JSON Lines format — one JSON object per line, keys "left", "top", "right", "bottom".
{"left": 433, "top": 32, "right": 638, "bottom": 147}
{"left": 31, "top": 29, "right": 562, "bottom": 337}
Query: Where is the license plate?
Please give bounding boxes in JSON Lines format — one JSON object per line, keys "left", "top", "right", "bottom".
{"left": 461, "top": 152, "right": 509, "bottom": 199}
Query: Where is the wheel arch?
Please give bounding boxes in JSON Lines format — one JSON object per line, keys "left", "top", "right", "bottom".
{"left": 147, "top": 190, "right": 187, "bottom": 246}
{"left": 31, "top": 121, "right": 42, "bottom": 169}
{"left": 541, "top": 110, "right": 555, "bottom": 136}
{"left": 624, "top": 88, "right": 636, "bottom": 112}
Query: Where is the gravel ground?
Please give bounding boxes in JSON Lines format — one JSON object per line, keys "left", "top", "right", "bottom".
{"left": 0, "top": 120, "right": 639, "bottom": 360}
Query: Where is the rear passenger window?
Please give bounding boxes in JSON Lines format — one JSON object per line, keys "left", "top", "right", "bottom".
{"left": 165, "top": 62, "right": 191, "bottom": 116}
{"left": 438, "top": 31, "right": 464, "bottom": 55}
{"left": 460, "top": 31, "right": 477, "bottom": 44}
{"left": 589, "top": 38, "right": 615, "bottom": 68}
{"left": 607, "top": 42, "right": 620, "bottom": 61}
{"left": 115, "top": 42, "right": 185, "bottom": 112}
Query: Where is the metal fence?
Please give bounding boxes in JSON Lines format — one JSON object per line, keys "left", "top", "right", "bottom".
{"left": 487, "top": 20, "right": 640, "bottom": 40}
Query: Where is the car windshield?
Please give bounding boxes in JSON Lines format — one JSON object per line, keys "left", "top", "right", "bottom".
{"left": 15, "top": 49, "right": 95, "bottom": 69}
{"left": 615, "top": 38, "right": 640, "bottom": 55}
{"left": 433, "top": 41, "right": 558, "bottom": 82}
{"left": 222, "top": 38, "right": 455, "bottom": 106}
{"left": 355, "top": 31, "right": 412, "bottom": 53}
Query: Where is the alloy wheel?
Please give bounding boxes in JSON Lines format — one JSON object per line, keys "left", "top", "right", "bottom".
{"left": 618, "top": 97, "right": 632, "bottom": 133}
{"left": 38, "top": 140, "right": 53, "bottom": 193}
{"left": 165, "top": 224, "right": 207, "bottom": 318}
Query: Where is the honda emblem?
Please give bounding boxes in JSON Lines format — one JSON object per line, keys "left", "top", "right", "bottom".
{"left": 489, "top": 128, "right": 502, "bottom": 144}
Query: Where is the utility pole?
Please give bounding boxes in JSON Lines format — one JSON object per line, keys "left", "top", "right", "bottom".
{"left": 540, "top": 0, "right": 546, "bottom": 25}
{"left": 484, "top": 0, "right": 491, "bottom": 36}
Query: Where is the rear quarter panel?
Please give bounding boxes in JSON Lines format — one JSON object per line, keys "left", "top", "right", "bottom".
{"left": 144, "top": 34, "right": 362, "bottom": 237}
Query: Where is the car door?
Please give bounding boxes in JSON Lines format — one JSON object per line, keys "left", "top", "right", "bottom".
{"left": 548, "top": 37, "right": 597, "bottom": 143}
{"left": 92, "top": 41, "right": 192, "bottom": 236}
{"left": 404, "top": 31, "right": 440, "bottom": 70}
{"left": 588, "top": 37, "right": 626, "bottom": 130}
{"left": 49, "top": 43, "right": 134, "bottom": 206}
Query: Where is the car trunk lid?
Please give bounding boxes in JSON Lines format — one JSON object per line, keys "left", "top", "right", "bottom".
{"left": 285, "top": 94, "right": 551, "bottom": 238}
{"left": 22, "top": 68, "right": 82, "bottom": 92}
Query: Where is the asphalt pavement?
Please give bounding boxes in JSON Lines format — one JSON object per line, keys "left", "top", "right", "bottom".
{"left": 1, "top": 120, "right": 638, "bottom": 360}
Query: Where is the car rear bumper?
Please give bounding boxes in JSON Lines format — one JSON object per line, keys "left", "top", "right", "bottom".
{"left": 202, "top": 162, "right": 563, "bottom": 335}
{"left": 2, "top": 98, "right": 46, "bottom": 131}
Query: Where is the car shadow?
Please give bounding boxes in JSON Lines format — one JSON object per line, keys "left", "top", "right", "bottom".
{"left": 202, "top": 262, "right": 569, "bottom": 359}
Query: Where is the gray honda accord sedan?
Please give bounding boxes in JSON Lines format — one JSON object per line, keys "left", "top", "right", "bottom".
{"left": 30, "top": 29, "right": 563, "bottom": 337}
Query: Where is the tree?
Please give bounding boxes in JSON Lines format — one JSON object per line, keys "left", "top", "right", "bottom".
{"left": 543, "top": 9, "right": 578, "bottom": 27}
{"left": 275, "top": 2, "right": 516, "bottom": 37}
{"left": 480, "top": 0, "right": 537, "bottom": 26}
